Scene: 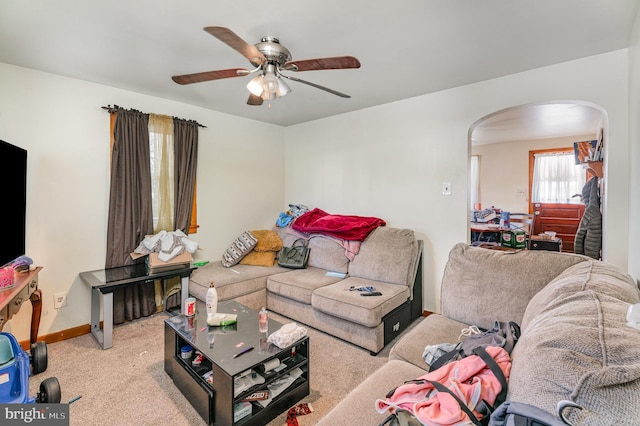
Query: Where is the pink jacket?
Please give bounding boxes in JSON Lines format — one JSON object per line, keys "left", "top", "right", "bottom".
{"left": 375, "top": 346, "right": 511, "bottom": 425}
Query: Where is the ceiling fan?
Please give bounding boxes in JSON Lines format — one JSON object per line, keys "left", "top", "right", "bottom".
{"left": 171, "top": 26, "right": 361, "bottom": 105}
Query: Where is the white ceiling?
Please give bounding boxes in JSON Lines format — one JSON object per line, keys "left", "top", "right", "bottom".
{"left": 1, "top": 0, "right": 638, "bottom": 133}
{"left": 471, "top": 102, "right": 605, "bottom": 145}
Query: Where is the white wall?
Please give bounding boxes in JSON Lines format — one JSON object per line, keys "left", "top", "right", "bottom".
{"left": 628, "top": 7, "right": 640, "bottom": 283}
{"left": 285, "top": 50, "right": 630, "bottom": 313}
{"left": 1, "top": 44, "right": 636, "bottom": 341}
{"left": 0, "top": 63, "right": 285, "bottom": 342}
{"left": 471, "top": 135, "right": 592, "bottom": 213}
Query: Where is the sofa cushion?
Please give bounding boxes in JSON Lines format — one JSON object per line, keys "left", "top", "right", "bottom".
{"left": 274, "top": 227, "right": 350, "bottom": 273}
{"left": 273, "top": 226, "right": 300, "bottom": 247}
{"left": 311, "top": 277, "right": 410, "bottom": 327}
{"left": 221, "top": 231, "right": 257, "bottom": 267}
{"left": 440, "top": 243, "right": 588, "bottom": 329}
{"left": 189, "top": 261, "right": 288, "bottom": 301}
{"left": 509, "top": 260, "right": 640, "bottom": 424}
{"left": 306, "top": 236, "right": 350, "bottom": 273}
{"left": 390, "top": 313, "right": 470, "bottom": 370}
{"left": 267, "top": 267, "right": 344, "bottom": 305}
{"left": 348, "top": 227, "right": 419, "bottom": 285}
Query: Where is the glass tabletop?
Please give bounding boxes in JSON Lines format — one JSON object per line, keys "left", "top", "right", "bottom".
{"left": 166, "top": 300, "right": 287, "bottom": 377}
{"left": 91, "top": 263, "right": 149, "bottom": 283}
{"left": 80, "top": 263, "right": 195, "bottom": 289}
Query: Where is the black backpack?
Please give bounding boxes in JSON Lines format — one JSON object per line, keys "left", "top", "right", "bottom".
{"left": 489, "top": 400, "right": 582, "bottom": 426}
{"left": 428, "top": 321, "right": 521, "bottom": 372}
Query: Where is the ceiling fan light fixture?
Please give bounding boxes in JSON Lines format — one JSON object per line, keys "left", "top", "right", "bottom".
{"left": 276, "top": 78, "right": 291, "bottom": 97}
{"left": 261, "top": 75, "right": 290, "bottom": 100}
{"left": 262, "top": 90, "right": 277, "bottom": 100}
{"left": 262, "top": 66, "right": 279, "bottom": 94}
{"left": 246, "top": 75, "right": 264, "bottom": 96}
{"left": 174, "top": 27, "right": 360, "bottom": 104}
{"left": 248, "top": 63, "right": 292, "bottom": 100}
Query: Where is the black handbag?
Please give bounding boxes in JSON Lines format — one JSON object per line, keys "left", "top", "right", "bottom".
{"left": 277, "top": 238, "right": 310, "bottom": 269}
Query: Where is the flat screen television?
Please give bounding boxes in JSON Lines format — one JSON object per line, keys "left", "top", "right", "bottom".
{"left": 0, "top": 139, "right": 27, "bottom": 267}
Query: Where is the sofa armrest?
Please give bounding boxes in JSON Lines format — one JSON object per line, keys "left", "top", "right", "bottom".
{"left": 315, "top": 360, "right": 427, "bottom": 426}
{"left": 389, "top": 313, "right": 468, "bottom": 370}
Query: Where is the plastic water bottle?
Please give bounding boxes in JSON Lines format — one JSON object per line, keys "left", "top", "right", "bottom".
{"left": 259, "top": 307, "right": 268, "bottom": 333}
{"left": 206, "top": 281, "right": 218, "bottom": 315}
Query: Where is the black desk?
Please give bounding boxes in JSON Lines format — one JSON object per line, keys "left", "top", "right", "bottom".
{"left": 80, "top": 264, "right": 195, "bottom": 349}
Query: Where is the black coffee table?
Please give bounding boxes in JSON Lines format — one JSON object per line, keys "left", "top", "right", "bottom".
{"left": 164, "top": 300, "right": 310, "bottom": 425}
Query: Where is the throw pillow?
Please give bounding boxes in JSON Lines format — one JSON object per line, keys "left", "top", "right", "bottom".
{"left": 221, "top": 231, "right": 258, "bottom": 267}
{"left": 250, "top": 230, "right": 283, "bottom": 252}
{"left": 239, "top": 251, "right": 277, "bottom": 267}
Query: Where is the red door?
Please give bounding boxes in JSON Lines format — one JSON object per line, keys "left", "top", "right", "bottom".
{"left": 531, "top": 203, "right": 585, "bottom": 253}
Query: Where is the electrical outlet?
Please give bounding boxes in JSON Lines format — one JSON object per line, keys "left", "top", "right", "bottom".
{"left": 442, "top": 182, "right": 452, "bottom": 195}
{"left": 54, "top": 292, "right": 67, "bottom": 309}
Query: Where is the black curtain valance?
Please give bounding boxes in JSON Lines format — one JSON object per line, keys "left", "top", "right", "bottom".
{"left": 101, "top": 104, "right": 206, "bottom": 128}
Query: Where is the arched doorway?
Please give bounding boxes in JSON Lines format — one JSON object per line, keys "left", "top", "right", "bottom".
{"left": 468, "top": 101, "right": 607, "bottom": 258}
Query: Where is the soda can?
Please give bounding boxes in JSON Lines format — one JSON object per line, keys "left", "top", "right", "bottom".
{"left": 184, "top": 297, "right": 196, "bottom": 317}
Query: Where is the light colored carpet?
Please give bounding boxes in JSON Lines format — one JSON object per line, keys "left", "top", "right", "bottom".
{"left": 29, "top": 310, "right": 423, "bottom": 426}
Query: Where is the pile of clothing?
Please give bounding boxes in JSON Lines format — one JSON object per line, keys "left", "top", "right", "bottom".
{"left": 276, "top": 204, "right": 310, "bottom": 228}
{"left": 133, "top": 229, "right": 198, "bottom": 262}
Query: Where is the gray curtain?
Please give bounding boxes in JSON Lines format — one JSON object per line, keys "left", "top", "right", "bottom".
{"left": 173, "top": 118, "right": 199, "bottom": 234}
{"left": 106, "top": 108, "right": 156, "bottom": 323}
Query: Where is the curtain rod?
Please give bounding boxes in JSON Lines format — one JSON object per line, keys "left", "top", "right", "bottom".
{"left": 101, "top": 105, "right": 206, "bottom": 128}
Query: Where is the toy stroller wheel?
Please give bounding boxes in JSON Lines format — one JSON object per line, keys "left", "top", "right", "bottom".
{"left": 31, "top": 341, "right": 48, "bottom": 374}
{"left": 38, "top": 377, "right": 61, "bottom": 403}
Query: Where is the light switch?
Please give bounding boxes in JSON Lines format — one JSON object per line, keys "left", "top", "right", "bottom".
{"left": 442, "top": 182, "right": 452, "bottom": 195}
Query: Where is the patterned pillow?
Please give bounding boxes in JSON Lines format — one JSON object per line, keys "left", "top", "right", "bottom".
{"left": 221, "top": 231, "right": 258, "bottom": 267}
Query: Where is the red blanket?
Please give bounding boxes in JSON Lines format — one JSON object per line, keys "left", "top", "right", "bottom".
{"left": 292, "top": 208, "right": 386, "bottom": 241}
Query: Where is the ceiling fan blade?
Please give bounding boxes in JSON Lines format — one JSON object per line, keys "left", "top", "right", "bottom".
{"left": 280, "top": 74, "right": 351, "bottom": 98}
{"left": 283, "top": 56, "right": 361, "bottom": 72}
{"left": 204, "top": 26, "right": 267, "bottom": 66}
{"left": 172, "top": 68, "right": 248, "bottom": 85}
{"left": 247, "top": 93, "right": 264, "bottom": 106}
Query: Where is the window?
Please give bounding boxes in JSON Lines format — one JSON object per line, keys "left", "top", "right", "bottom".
{"left": 149, "top": 114, "right": 175, "bottom": 232}
{"left": 109, "top": 113, "right": 198, "bottom": 234}
{"left": 531, "top": 150, "right": 585, "bottom": 204}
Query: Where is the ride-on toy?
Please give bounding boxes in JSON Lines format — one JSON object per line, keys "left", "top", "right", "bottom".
{"left": 0, "top": 331, "right": 61, "bottom": 403}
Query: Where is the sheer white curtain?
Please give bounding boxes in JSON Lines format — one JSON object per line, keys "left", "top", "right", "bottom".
{"left": 469, "top": 155, "right": 480, "bottom": 210}
{"left": 148, "top": 114, "right": 174, "bottom": 232}
{"left": 532, "top": 152, "right": 585, "bottom": 203}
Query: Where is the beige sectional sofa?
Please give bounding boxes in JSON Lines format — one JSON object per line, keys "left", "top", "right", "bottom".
{"left": 317, "top": 243, "right": 640, "bottom": 425}
{"left": 188, "top": 226, "right": 424, "bottom": 354}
